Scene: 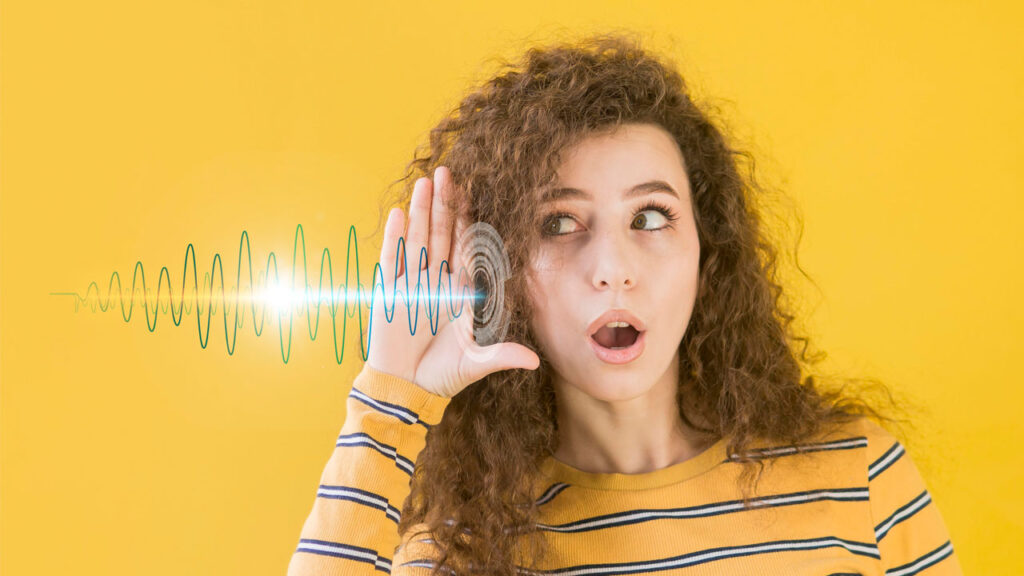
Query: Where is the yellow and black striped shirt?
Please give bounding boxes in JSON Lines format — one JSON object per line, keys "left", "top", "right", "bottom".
{"left": 288, "top": 364, "right": 962, "bottom": 576}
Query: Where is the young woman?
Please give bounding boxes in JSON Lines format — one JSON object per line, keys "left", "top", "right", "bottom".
{"left": 288, "top": 33, "right": 962, "bottom": 576}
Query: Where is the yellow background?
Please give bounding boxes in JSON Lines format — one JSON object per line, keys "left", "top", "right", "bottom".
{"left": 2, "top": 1, "right": 1021, "bottom": 574}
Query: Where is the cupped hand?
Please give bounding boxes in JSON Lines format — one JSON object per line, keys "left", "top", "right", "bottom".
{"left": 365, "top": 166, "right": 540, "bottom": 399}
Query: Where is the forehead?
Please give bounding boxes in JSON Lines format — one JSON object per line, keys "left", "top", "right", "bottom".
{"left": 543, "top": 123, "right": 688, "bottom": 202}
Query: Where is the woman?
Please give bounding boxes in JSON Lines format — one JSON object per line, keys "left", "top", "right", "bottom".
{"left": 288, "top": 32, "right": 962, "bottom": 576}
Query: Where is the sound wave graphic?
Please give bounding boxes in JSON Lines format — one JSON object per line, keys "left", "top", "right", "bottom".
{"left": 50, "top": 223, "right": 510, "bottom": 364}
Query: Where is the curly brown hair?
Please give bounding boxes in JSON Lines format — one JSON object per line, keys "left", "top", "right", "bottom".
{"left": 364, "top": 29, "right": 910, "bottom": 576}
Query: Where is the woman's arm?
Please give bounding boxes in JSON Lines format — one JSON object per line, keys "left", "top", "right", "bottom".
{"left": 287, "top": 364, "right": 451, "bottom": 576}
{"left": 862, "top": 418, "right": 965, "bottom": 575}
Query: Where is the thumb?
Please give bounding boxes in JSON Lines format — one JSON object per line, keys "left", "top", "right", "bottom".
{"left": 500, "top": 343, "right": 542, "bottom": 371}
{"left": 461, "top": 342, "right": 541, "bottom": 384}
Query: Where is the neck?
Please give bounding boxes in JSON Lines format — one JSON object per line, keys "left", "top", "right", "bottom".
{"left": 550, "top": 367, "right": 715, "bottom": 475}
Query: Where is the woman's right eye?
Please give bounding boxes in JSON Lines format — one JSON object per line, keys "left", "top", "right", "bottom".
{"left": 541, "top": 213, "right": 579, "bottom": 236}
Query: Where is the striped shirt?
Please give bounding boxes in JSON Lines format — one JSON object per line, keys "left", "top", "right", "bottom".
{"left": 287, "top": 364, "right": 963, "bottom": 576}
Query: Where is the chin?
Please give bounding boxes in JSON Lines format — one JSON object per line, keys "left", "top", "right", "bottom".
{"left": 577, "top": 371, "right": 652, "bottom": 402}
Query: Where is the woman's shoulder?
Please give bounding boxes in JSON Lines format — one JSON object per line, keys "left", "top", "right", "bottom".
{"left": 798, "top": 414, "right": 901, "bottom": 449}
{"left": 801, "top": 415, "right": 912, "bottom": 484}
{"left": 831, "top": 415, "right": 906, "bottom": 466}
{"left": 736, "top": 415, "right": 878, "bottom": 457}
{"left": 729, "top": 416, "right": 899, "bottom": 484}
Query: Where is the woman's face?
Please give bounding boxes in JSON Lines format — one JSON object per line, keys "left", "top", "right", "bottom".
{"left": 526, "top": 122, "right": 700, "bottom": 402}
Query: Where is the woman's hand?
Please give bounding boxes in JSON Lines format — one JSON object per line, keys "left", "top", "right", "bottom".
{"left": 365, "top": 166, "right": 541, "bottom": 399}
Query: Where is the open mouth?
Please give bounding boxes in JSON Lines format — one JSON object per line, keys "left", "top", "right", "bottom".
{"left": 590, "top": 322, "right": 641, "bottom": 350}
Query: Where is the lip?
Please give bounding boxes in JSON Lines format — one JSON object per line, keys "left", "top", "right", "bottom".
{"left": 586, "top": 308, "right": 647, "bottom": 365}
{"left": 589, "top": 329, "right": 646, "bottom": 364}
{"left": 586, "top": 309, "right": 647, "bottom": 337}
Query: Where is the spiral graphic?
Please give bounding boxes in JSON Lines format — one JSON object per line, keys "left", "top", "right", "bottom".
{"left": 452, "top": 221, "right": 512, "bottom": 365}
{"left": 49, "top": 222, "right": 514, "bottom": 366}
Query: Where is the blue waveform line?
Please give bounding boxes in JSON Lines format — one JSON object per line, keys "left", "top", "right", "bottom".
{"left": 49, "top": 224, "right": 482, "bottom": 364}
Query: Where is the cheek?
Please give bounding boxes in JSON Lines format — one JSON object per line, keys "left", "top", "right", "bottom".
{"left": 529, "top": 242, "right": 567, "bottom": 274}
{"left": 525, "top": 272, "right": 562, "bottom": 344}
{"left": 671, "top": 258, "right": 700, "bottom": 297}
{"left": 653, "top": 237, "right": 699, "bottom": 274}
{"left": 524, "top": 274, "right": 544, "bottom": 328}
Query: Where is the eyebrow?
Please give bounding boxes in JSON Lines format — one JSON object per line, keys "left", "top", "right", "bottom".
{"left": 540, "top": 180, "right": 679, "bottom": 203}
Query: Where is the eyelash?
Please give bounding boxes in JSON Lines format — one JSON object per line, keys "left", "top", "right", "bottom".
{"left": 541, "top": 201, "right": 680, "bottom": 237}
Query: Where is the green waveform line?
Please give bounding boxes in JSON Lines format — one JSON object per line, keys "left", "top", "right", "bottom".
{"left": 49, "top": 224, "right": 479, "bottom": 364}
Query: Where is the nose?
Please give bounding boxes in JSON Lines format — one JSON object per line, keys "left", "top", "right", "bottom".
{"left": 589, "top": 230, "right": 637, "bottom": 292}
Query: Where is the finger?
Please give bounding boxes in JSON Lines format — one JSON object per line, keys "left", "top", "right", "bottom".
{"left": 448, "top": 214, "right": 470, "bottom": 311}
{"left": 461, "top": 342, "right": 541, "bottom": 385}
{"left": 405, "top": 177, "right": 432, "bottom": 276}
{"left": 381, "top": 207, "right": 402, "bottom": 282}
{"left": 371, "top": 207, "right": 402, "bottom": 340}
{"left": 377, "top": 207, "right": 402, "bottom": 325}
{"left": 457, "top": 298, "right": 474, "bottom": 338}
{"left": 429, "top": 166, "right": 453, "bottom": 278}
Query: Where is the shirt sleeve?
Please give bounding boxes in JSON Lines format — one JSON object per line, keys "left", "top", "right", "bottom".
{"left": 862, "top": 417, "right": 964, "bottom": 575}
{"left": 287, "top": 364, "right": 452, "bottom": 576}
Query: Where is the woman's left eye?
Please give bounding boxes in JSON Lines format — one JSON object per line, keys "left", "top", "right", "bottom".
{"left": 540, "top": 203, "right": 679, "bottom": 237}
{"left": 633, "top": 208, "right": 669, "bottom": 231}
{"left": 632, "top": 202, "right": 679, "bottom": 232}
